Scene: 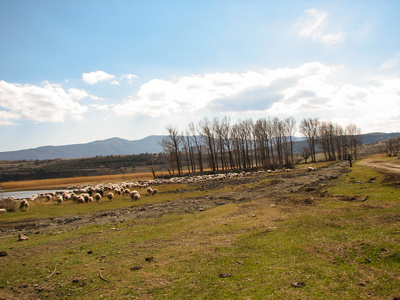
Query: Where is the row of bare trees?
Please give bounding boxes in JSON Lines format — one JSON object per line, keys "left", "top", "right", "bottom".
{"left": 300, "top": 118, "right": 362, "bottom": 163}
{"left": 162, "top": 116, "right": 362, "bottom": 175}
{"left": 162, "top": 117, "right": 298, "bottom": 174}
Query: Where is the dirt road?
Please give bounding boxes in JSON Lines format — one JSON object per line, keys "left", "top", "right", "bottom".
{"left": 357, "top": 157, "right": 400, "bottom": 174}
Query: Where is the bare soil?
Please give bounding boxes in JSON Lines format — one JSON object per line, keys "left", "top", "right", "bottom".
{"left": 358, "top": 157, "right": 400, "bottom": 174}
{"left": 0, "top": 161, "right": 350, "bottom": 238}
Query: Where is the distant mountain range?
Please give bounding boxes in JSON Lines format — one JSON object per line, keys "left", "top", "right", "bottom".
{"left": 0, "top": 136, "right": 165, "bottom": 161}
{"left": 0, "top": 132, "right": 399, "bottom": 161}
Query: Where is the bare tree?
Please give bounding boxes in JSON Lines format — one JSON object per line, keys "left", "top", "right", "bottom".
{"left": 300, "top": 118, "right": 319, "bottom": 163}
{"left": 199, "top": 117, "right": 217, "bottom": 171}
{"left": 182, "top": 129, "right": 196, "bottom": 173}
{"left": 346, "top": 123, "right": 362, "bottom": 160}
{"left": 231, "top": 123, "right": 242, "bottom": 169}
{"left": 334, "top": 124, "right": 344, "bottom": 160}
{"left": 188, "top": 122, "right": 204, "bottom": 172}
{"left": 284, "top": 117, "right": 297, "bottom": 167}
{"left": 386, "top": 137, "right": 400, "bottom": 157}
{"left": 301, "top": 146, "right": 311, "bottom": 163}
{"left": 161, "top": 124, "right": 182, "bottom": 174}
{"left": 213, "top": 117, "right": 226, "bottom": 171}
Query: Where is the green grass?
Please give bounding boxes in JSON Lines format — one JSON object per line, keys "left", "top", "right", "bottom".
{"left": 1, "top": 159, "right": 400, "bottom": 299}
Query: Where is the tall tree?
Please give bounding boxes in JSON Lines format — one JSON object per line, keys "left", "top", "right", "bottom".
{"left": 188, "top": 122, "right": 204, "bottom": 172}
{"left": 346, "top": 123, "right": 362, "bottom": 160}
{"left": 199, "top": 117, "right": 217, "bottom": 171}
{"left": 161, "top": 124, "right": 182, "bottom": 174}
{"left": 300, "top": 118, "right": 319, "bottom": 163}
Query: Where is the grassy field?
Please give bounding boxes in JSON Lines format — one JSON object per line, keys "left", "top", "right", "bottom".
{"left": 0, "top": 157, "right": 400, "bottom": 299}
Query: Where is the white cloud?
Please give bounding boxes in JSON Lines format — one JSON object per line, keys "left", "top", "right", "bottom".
{"left": 90, "top": 104, "right": 109, "bottom": 111}
{"left": 111, "top": 80, "right": 120, "bottom": 86}
{"left": 121, "top": 73, "right": 138, "bottom": 83}
{"left": 380, "top": 54, "right": 400, "bottom": 70}
{"left": 82, "top": 71, "right": 115, "bottom": 84}
{"left": 0, "top": 80, "right": 88, "bottom": 124}
{"left": 297, "top": 8, "right": 346, "bottom": 46}
{"left": 68, "top": 88, "right": 103, "bottom": 101}
{"left": 0, "top": 110, "right": 20, "bottom": 125}
{"left": 113, "top": 63, "right": 400, "bottom": 134}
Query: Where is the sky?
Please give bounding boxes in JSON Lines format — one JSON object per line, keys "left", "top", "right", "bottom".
{"left": 0, "top": 0, "right": 400, "bottom": 152}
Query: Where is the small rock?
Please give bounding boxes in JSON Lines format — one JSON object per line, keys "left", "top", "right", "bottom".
{"left": 18, "top": 234, "right": 29, "bottom": 241}
{"left": 72, "top": 279, "right": 80, "bottom": 283}
{"left": 0, "top": 251, "right": 8, "bottom": 257}
{"left": 218, "top": 273, "right": 232, "bottom": 278}
{"left": 291, "top": 282, "right": 306, "bottom": 288}
{"left": 145, "top": 257, "right": 154, "bottom": 262}
{"left": 87, "top": 250, "right": 93, "bottom": 254}
{"left": 130, "top": 266, "right": 143, "bottom": 271}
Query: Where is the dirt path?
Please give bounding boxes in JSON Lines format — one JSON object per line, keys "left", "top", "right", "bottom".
{"left": 0, "top": 161, "right": 349, "bottom": 238}
{"left": 357, "top": 157, "right": 400, "bottom": 174}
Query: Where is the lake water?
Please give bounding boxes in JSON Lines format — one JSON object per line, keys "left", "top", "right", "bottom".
{"left": 0, "top": 189, "right": 70, "bottom": 200}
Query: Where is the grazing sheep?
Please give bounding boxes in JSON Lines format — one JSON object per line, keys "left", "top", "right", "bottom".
{"left": 0, "top": 208, "right": 7, "bottom": 214}
{"left": 94, "top": 193, "right": 101, "bottom": 202}
{"left": 151, "top": 189, "right": 158, "bottom": 195}
{"left": 88, "top": 197, "right": 93, "bottom": 203}
{"left": 19, "top": 199, "right": 29, "bottom": 210}
{"left": 130, "top": 191, "right": 141, "bottom": 201}
{"left": 107, "top": 192, "right": 114, "bottom": 201}
{"left": 56, "top": 195, "right": 63, "bottom": 205}
{"left": 147, "top": 187, "right": 153, "bottom": 194}
{"left": 72, "top": 194, "right": 79, "bottom": 203}
{"left": 83, "top": 194, "right": 90, "bottom": 203}
{"left": 77, "top": 195, "right": 85, "bottom": 203}
{"left": 306, "top": 167, "right": 315, "bottom": 172}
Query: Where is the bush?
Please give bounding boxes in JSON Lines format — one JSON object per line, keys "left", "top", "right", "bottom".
{"left": 0, "top": 198, "right": 18, "bottom": 212}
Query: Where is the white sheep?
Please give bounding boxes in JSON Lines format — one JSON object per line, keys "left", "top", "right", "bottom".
{"left": 0, "top": 208, "right": 7, "bottom": 214}
{"left": 19, "top": 199, "right": 29, "bottom": 210}
{"left": 147, "top": 187, "right": 153, "bottom": 194}
{"left": 94, "top": 193, "right": 101, "bottom": 202}
{"left": 130, "top": 191, "right": 141, "bottom": 201}
{"left": 56, "top": 195, "right": 63, "bottom": 205}
{"left": 77, "top": 195, "right": 85, "bottom": 203}
{"left": 107, "top": 192, "right": 114, "bottom": 201}
{"left": 151, "top": 188, "right": 158, "bottom": 195}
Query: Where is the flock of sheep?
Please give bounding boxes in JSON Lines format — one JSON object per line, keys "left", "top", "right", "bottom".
{"left": 0, "top": 166, "right": 312, "bottom": 214}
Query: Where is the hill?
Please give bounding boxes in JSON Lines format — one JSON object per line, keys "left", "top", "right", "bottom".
{"left": 0, "top": 132, "right": 399, "bottom": 161}
{"left": 0, "top": 135, "right": 165, "bottom": 161}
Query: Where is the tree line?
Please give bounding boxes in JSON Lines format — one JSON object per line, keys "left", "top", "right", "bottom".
{"left": 161, "top": 117, "right": 362, "bottom": 175}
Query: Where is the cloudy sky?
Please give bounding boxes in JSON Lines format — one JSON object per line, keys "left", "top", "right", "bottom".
{"left": 1, "top": 0, "right": 399, "bottom": 152}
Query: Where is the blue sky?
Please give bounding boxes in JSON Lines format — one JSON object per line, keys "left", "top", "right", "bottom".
{"left": 1, "top": 0, "right": 399, "bottom": 152}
